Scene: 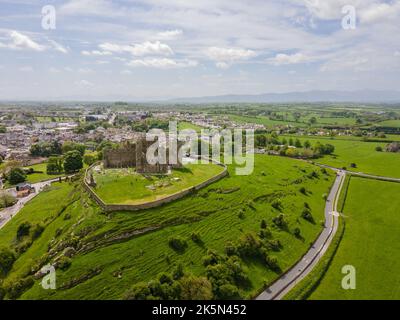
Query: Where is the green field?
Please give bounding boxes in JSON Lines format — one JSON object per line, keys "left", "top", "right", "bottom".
{"left": 178, "top": 121, "right": 204, "bottom": 132}
{"left": 308, "top": 177, "right": 400, "bottom": 300}
{"left": 0, "top": 155, "right": 335, "bottom": 300}
{"left": 92, "top": 163, "right": 225, "bottom": 205}
{"left": 24, "top": 163, "right": 64, "bottom": 184}
{"left": 376, "top": 120, "right": 400, "bottom": 127}
{"left": 285, "top": 136, "right": 400, "bottom": 178}
{"left": 228, "top": 114, "right": 308, "bottom": 128}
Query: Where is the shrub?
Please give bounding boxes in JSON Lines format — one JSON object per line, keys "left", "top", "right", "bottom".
{"left": 265, "top": 255, "right": 280, "bottom": 272}
{"left": 218, "top": 284, "right": 242, "bottom": 300}
{"left": 179, "top": 276, "right": 213, "bottom": 300}
{"left": 237, "top": 233, "right": 262, "bottom": 258}
{"left": 58, "top": 256, "right": 72, "bottom": 271}
{"left": 191, "top": 232, "right": 201, "bottom": 243}
{"left": 260, "top": 219, "right": 267, "bottom": 229}
{"left": 202, "top": 250, "right": 221, "bottom": 267}
{"left": 224, "top": 242, "right": 237, "bottom": 256}
{"left": 0, "top": 285, "right": 5, "bottom": 300}
{"left": 16, "top": 222, "right": 31, "bottom": 240}
{"left": 259, "top": 227, "right": 272, "bottom": 239}
{"left": 293, "top": 227, "right": 301, "bottom": 238}
{"left": 124, "top": 282, "right": 152, "bottom": 300}
{"left": 0, "top": 248, "right": 15, "bottom": 276}
{"left": 172, "top": 263, "right": 185, "bottom": 280}
{"left": 31, "top": 223, "right": 45, "bottom": 240}
{"left": 6, "top": 277, "right": 34, "bottom": 299}
{"left": 168, "top": 236, "right": 188, "bottom": 252}
{"left": 158, "top": 272, "right": 173, "bottom": 285}
{"left": 267, "top": 239, "right": 282, "bottom": 251}
{"left": 272, "top": 214, "right": 287, "bottom": 229}
{"left": 302, "top": 208, "right": 314, "bottom": 223}
{"left": 299, "top": 186, "right": 307, "bottom": 195}
{"left": 271, "top": 199, "right": 282, "bottom": 210}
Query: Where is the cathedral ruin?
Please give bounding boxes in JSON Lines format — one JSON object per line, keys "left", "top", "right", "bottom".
{"left": 103, "top": 135, "right": 184, "bottom": 174}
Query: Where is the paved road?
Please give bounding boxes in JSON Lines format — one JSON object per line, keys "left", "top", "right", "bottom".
{"left": 316, "top": 163, "right": 400, "bottom": 183}
{"left": 257, "top": 170, "right": 346, "bottom": 300}
{"left": 0, "top": 178, "right": 65, "bottom": 230}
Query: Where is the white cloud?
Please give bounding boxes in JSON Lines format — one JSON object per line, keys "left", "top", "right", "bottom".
{"left": 360, "top": 2, "right": 400, "bottom": 24}
{"left": 207, "top": 47, "right": 256, "bottom": 61}
{"left": 268, "top": 53, "right": 310, "bottom": 66}
{"left": 49, "top": 40, "right": 69, "bottom": 54}
{"left": 127, "top": 58, "right": 197, "bottom": 69}
{"left": 78, "top": 68, "right": 93, "bottom": 73}
{"left": 99, "top": 41, "right": 173, "bottom": 56}
{"left": 157, "top": 29, "right": 183, "bottom": 40}
{"left": 320, "top": 56, "right": 370, "bottom": 72}
{"left": 74, "top": 79, "right": 94, "bottom": 87}
{"left": 215, "top": 62, "right": 230, "bottom": 69}
{"left": 49, "top": 67, "right": 61, "bottom": 73}
{"left": 0, "top": 31, "right": 45, "bottom": 51}
{"left": 95, "top": 60, "right": 110, "bottom": 65}
{"left": 81, "top": 50, "right": 112, "bottom": 56}
{"left": 19, "top": 66, "right": 34, "bottom": 72}
{"left": 59, "top": 0, "right": 117, "bottom": 16}
{"left": 395, "top": 51, "right": 400, "bottom": 57}
{"left": 120, "top": 69, "right": 132, "bottom": 75}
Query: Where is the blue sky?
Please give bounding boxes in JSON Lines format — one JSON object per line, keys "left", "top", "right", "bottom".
{"left": 0, "top": 0, "right": 399, "bottom": 101}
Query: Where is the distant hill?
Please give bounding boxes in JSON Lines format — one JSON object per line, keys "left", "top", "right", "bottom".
{"left": 168, "top": 90, "right": 400, "bottom": 104}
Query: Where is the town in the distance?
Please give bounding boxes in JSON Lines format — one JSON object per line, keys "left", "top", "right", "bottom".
{"left": 0, "top": 101, "right": 399, "bottom": 300}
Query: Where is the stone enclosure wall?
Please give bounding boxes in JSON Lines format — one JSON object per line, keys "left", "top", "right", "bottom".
{"left": 83, "top": 158, "right": 228, "bottom": 212}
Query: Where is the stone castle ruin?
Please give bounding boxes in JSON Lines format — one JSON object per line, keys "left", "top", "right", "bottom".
{"left": 103, "top": 136, "right": 184, "bottom": 174}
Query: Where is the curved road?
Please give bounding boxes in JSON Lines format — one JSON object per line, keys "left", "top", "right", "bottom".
{"left": 257, "top": 170, "right": 346, "bottom": 300}
{"left": 257, "top": 164, "right": 400, "bottom": 300}
{"left": 0, "top": 177, "right": 69, "bottom": 230}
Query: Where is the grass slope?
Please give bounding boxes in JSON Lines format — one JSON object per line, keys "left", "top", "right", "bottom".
{"left": 309, "top": 177, "right": 400, "bottom": 300}
{"left": 93, "top": 164, "right": 225, "bottom": 205}
{"left": 0, "top": 156, "right": 334, "bottom": 300}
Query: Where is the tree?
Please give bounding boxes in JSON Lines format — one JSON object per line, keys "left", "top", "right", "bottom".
{"left": 218, "top": 284, "right": 241, "bottom": 300}
{"left": 63, "top": 150, "right": 83, "bottom": 173}
{"left": 179, "top": 276, "right": 213, "bottom": 300}
{"left": 309, "top": 117, "right": 317, "bottom": 125}
{"left": 83, "top": 153, "right": 98, "bottom": 166}
{"left": 46, "top": 156, "right": 63, "bottom": 174}
{"left": 0, "top": 192, "right": 17, "bottom": 209}
{"left": 62, "top": 142, "right": 86, "bottom": 156}
{"left": 304, "top": 140, "right": 311, "bottom": 149}
{"left": 30, "top": 141, "right": 62, "bottom": 157}
{"left": 8, "top": 168, "right": 26, "bottom": 185}
{"left": 168, "top": 236, "right": 188, "bottom": 252}
{"left": 295, "top": 139, "right": 302, "bottom": 148}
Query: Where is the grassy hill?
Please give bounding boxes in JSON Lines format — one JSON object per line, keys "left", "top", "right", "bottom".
{"left": 308, "top": 177, "right": 400, "bottom": 300}
{"left": 0, "top": 156, "right": 334, "bottom": 300}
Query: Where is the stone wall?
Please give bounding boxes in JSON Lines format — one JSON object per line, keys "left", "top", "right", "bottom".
{"left": 83, "top": 158, "right": 228, "bottom": 212}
